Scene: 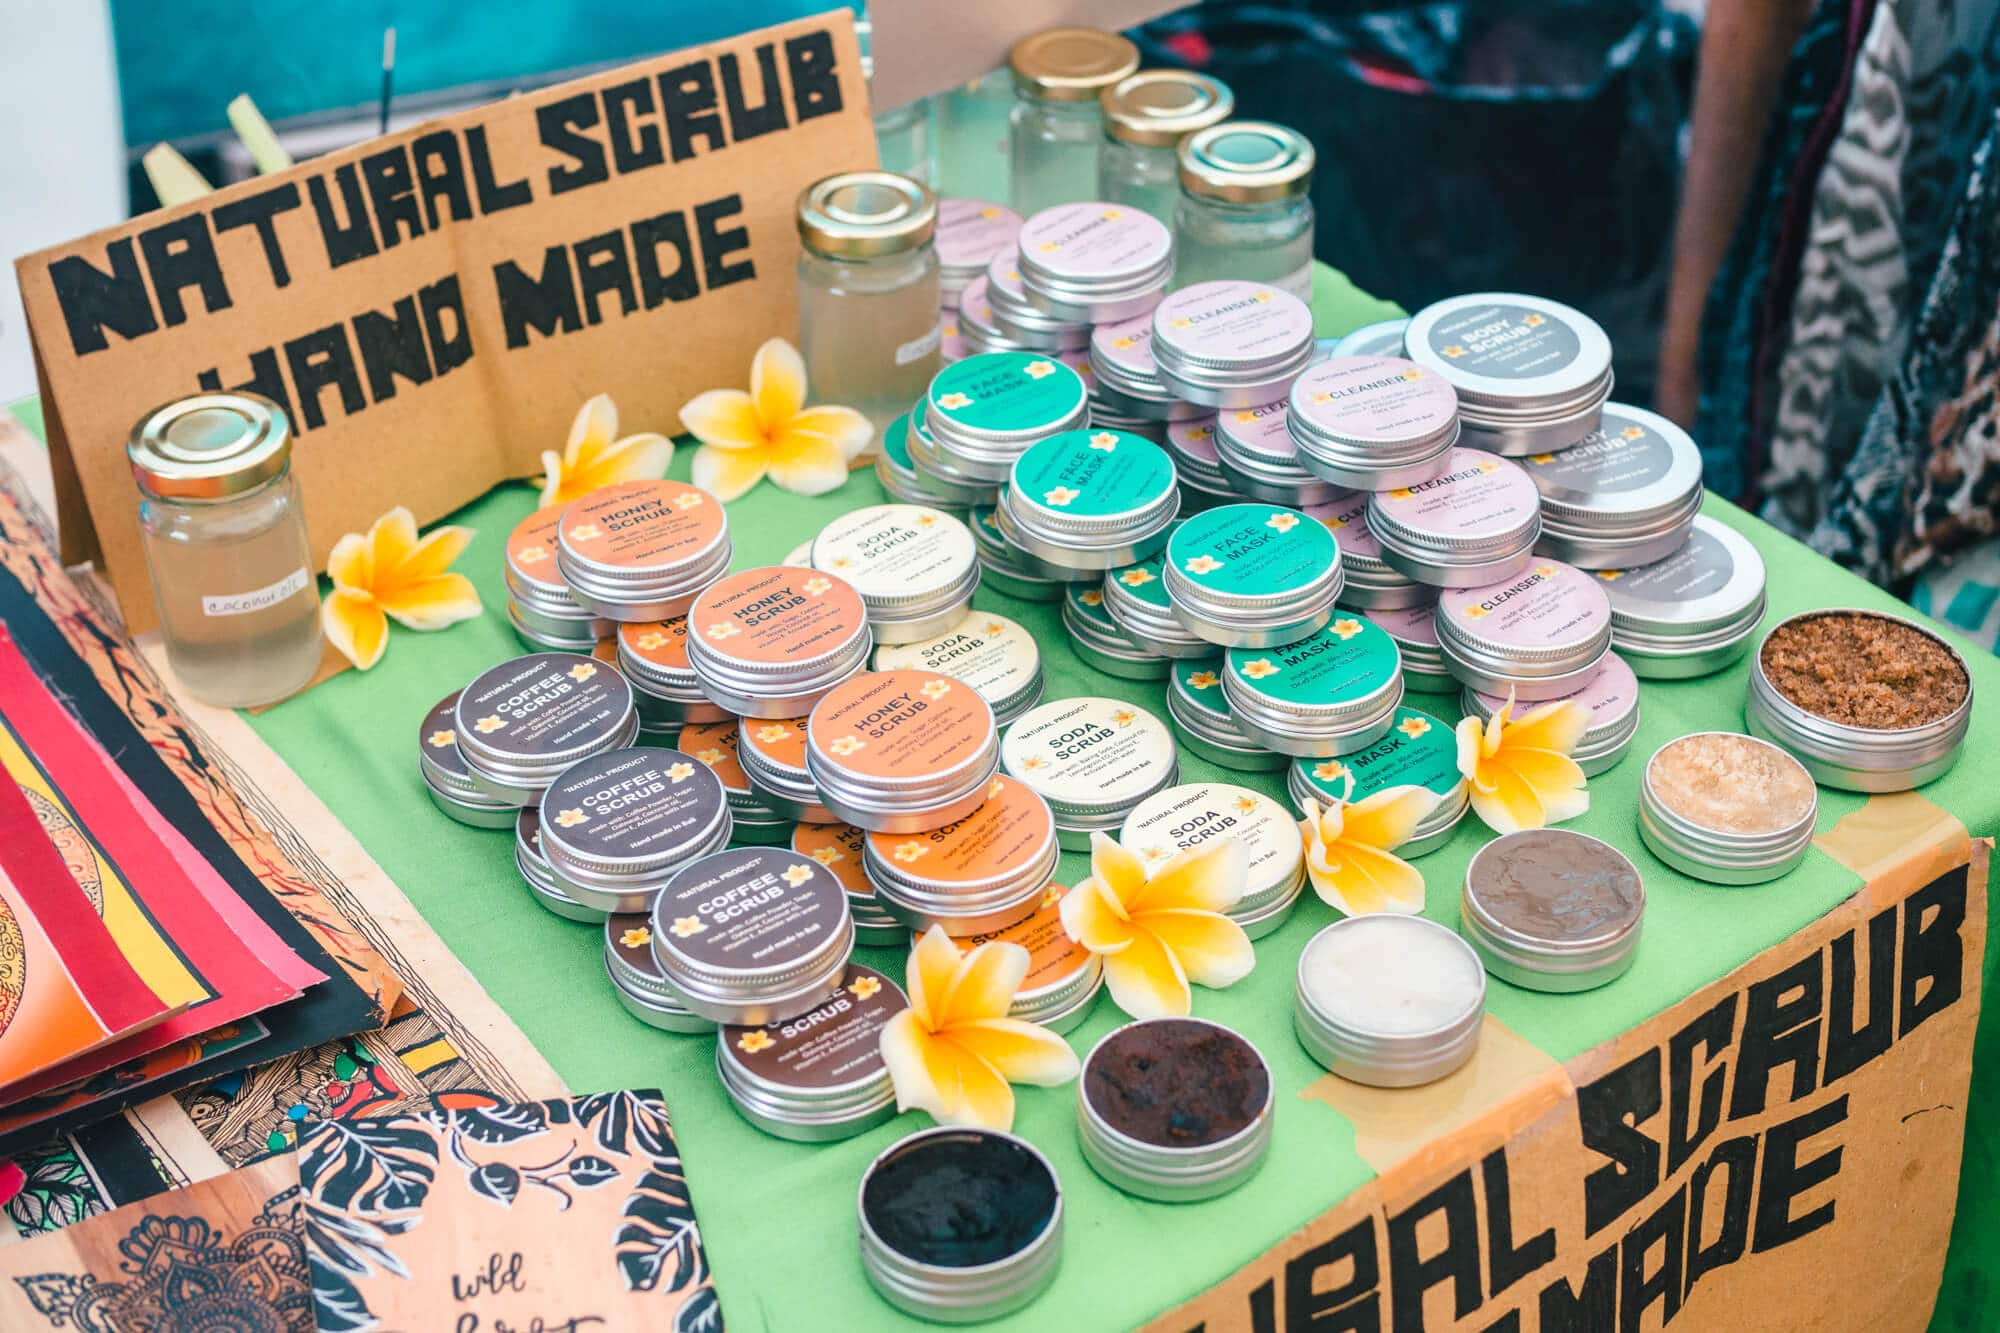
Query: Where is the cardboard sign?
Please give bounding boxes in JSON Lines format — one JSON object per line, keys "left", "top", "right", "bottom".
{"left": 1152, "top": 828, "right": 1988, "bottom": 1332}
{"left": 14, "top": 11, "right": 876, "bottom": 635}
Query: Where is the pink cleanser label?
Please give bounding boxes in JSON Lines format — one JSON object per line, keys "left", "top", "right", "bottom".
{"left": 937, "top": 198, "right": 1023, "bottom": 269}
{"left": 1304, "top": 491, "right": 1381, "bottom": 560}
{"left": 1092, "top": 313, "right": 1159, "bottom": 375}
{"left": 1375, "top": 447, "right": 1538, "bottom": 541}
{"left": 985, "top": 251, "right": 1028, "bottom": 299}
{"left": 1364, "top": 604, "right": 1438, "bottom": 647}
{"left": 1018, "top": 202, "right": 1172, "bottom": 280}
{"left": 1154, "top": 280, "right": 1314, "bottom": 365}
{"left": 1219, "top": 400, "right": 1296, "bottom": 460}
{"left": 1059, "top": 346, "right": 1095, "bottom": 391}
{"left": 1475, "top": 651, "right": 1637, "bottom": 732}
{"left": 1167, "top": 416, "right": 1221, "bottom": 465}
{"left": 1442, "top": 561, "right": 1611, "bottom": 652}
{"left": 1291, "top": 355, "right": 1458, "bottom": 446}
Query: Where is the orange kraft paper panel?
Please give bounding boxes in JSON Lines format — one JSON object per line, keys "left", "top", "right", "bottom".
{"left": 1150, "top": 834, "right": 1988, "bottom": 1333}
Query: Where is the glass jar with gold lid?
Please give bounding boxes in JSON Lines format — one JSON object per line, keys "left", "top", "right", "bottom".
{"left": 1097, "top": 70, "right": 1234, "bottom": 223}
{"left": 797, "top": 171, "right": 942, "bottom": 441}
{"left": 127, "top": 391, "right": 323, "bottom": 707}
{"left": 1172, "top": 121, "right": 1316, "bottom": 300}
{"left": 1007, "top": 27, "right": 1139, "bottom": 216}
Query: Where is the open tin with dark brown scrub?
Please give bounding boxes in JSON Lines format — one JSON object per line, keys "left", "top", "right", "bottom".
{"left": 1076, "top": 1018, "right": 1274, "bottom": 1202}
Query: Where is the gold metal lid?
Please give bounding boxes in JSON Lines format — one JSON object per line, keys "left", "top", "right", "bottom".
{"left": 796, "top": 171, "right": 938, "bottom": 259}
{"left": 1179, "top": 121, "right": 1315, "bottom": 203}
{"left": 1009, "top": 27, "right": 1139, "bottom": 102}
{"left": 1101, "top": 70, "right": 1234, "bottom": 146}
{"left": 126, "top": 391, "right": 292, "bottom": 500}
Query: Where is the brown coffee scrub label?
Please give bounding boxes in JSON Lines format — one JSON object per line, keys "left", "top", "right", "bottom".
{"left": 606, "top": 913, "right": 667, "bottom": 981}
{"left": 653, "top": 847, "right": 847, "bottom": 975}
{"left": 420, "top": 690, "right": 471, "bottom": 778}
{"left": 455, "top": 653, "right": 633, "bottom": 761}
{"left": 720, "top": 964, "right": 906, "bottom": 1090}
{"left": 538, "top": 746, "right": 725, "bottom": 864}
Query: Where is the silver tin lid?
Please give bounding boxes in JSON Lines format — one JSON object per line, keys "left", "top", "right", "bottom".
{"left": 454, "top": 652, "right": 638, "bottom": 781}
{"left": 1330, "top": 318, "right": 1411, "bottom": 359}
{"left": 1598, "top": 515, "right": 1767, "bottom": 639}
{"left": 1294, "top": 915, "right": 1485, "bottom": 1086}
{"left": 873, "top": 610, "right": 1048, "bottom": 727}
{"left": 1000, "top": 695, "right": 1178, "bottom": 820}
{"left": 683, "top": 566, "right": 874, "bottom": 706}
{"left": 1150, "top": 280, "right": 1316, "bottom": 383}
{"left": 982, "top": 256, "right": 1094, "bottom": 349}
{"left": 924, "top": 351, "right": 1092, "bottom": 469}
{"left": 1221, "top": 614, "right": 1404, "bottom": 725}
{"left": 907, "top": 405, "right": 1011, "bottom": 497}
{"left": 936, "top": 197, "right": 1025, "bottom": 283}
{"left": 1119, "top": 782, "right": 1302, "bottom": 910}
{"left": 1015, "top": 201, "right": 1175, "bottom": 307}
{"left": 716, "top": 964, "right": 906, "bottom": 1141}
{"left": 417, "top": 689, "right": 481, "bottom": 798}
{"left": 537, "top": 745, "right": 731, "bottom": 883}
{"left": 807, "top": 668, "right": 1001, "bottom": 809}
{"left": 1366, "top": 448, "right": 1543, "bottom": 562}
{"left": 555, "top": 479, "right": 731, "bottom": 601}
{"left": 1461, "top": 829, "right": 1643, "bottom": 992}
{"left": 648, "top": 846, "right": 855, "bottom": 1016}
{"left": 1434, "top": 560, "right": 1614, "bottom": 675}
{"left": 1464, "top": 651, "right": 1641, "bottom": 751}
{"left": 1089, "top": 310, "right": 1173, "bottom": 402}
{"left": 1524, "top": 402, "right": 1703, "bottom": 530}
{"left": 1288, "top": 355, "right": 1461, "bottom": 467}
{"left": 1403, "top": 292, "right": 1614, "bottom": 420}
{"left": 811, "top": 504, "right": 983, "bottom": 623}
{"left": 880, "top": 412, "right": 985, "bottom": 509}
{"left": 1163, "top": 502, "right": 1344, "bottom": 616}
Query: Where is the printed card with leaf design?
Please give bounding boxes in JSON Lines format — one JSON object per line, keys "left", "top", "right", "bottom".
{"left": 298, "top": 1091, "right": 717, "bottom": 1333}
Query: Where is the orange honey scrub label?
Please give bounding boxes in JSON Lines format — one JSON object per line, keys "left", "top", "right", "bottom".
{"left": 505, "top": 506, "right": 569, "bottom": 594}
{"left": 792, "top": 821, "right": 872, "bottom": 897}
{"left": 560, "top": 479, "right": 725, "bottom": 571}
{"left": 592, "top": 637, "right": 618, "bottom": 664}
{"left": 869, "top": 775, "right": 1052, "bottom": 887}
{"left": 809, "top": 670, "right": 993, "bottom": 782}
{"left": 692, "top": 567, "right": 866, "bottom": 666}
{"left": 742, "top": 717, "right": 811, "bottom": 773}
{"left": 934, "top": 885, "right": 1087, "bottom": 995}
{"left": 679, "top": 719, "right": 750, "bottom": 791}
{"left": 721, "top": 964, "right": 906, "bottom": 1091}
{"left": 619, "top": 617, "right": 694, "bottom": 670}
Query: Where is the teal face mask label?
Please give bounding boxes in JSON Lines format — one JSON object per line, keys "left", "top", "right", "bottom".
{"left": 1293, "top": 706, "right": 1459, "bottom": 800}
{"left": 928, "top": 351, "right": 1087, "bottom": 434}
{"left": 1109, "top": 551, "right": 1173, "bottom": 609}
{"left": 1167, "top": 503, "right": 1338, "bottom": 598}
{"left": 1170, "top": 658, "right": 1232, "bottom": 719}
{"left": 1013, "top": 430, "right": 1175, "bottom": 519}
{"left": 1064, "top": 580, "right": 1118, "bottom": 630}
{"left": 1226, "top": 615, "right": 1400, "bottom": 708}
{"left": 881, "top": 414, "right": 917, "bottom": 471}
{"left": 1426, "top": 301, "right": 1581, "bottom": 380}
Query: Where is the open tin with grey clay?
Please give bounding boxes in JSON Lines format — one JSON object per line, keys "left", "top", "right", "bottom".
{"left": 1460, "top": 829, "right": 1644, "bottom": 992}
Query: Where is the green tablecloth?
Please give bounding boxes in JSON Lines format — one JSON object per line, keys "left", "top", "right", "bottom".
{"left": 236, "top": 270, "right": 2000, "bottom": 1331}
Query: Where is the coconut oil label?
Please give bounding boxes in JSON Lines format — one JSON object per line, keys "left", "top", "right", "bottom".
{"left": 722, "top": 965, "right": 904, "bottom": 1090}
{"left": 895, "top": 323, "right": 942, "bottom": 366}
{"left": 457, "top": 653, "right": 631, "bottom": 758}
{"left": 1424, "top": 301, "right": 1582, "bottom": 380}
{"left": 1121, "top": 782, "right": 1298, "bottom": 894}
{"left": 1170, "top": 659, "right": 1232, "bottom": 720}
{"left": 1168, "top": 503, "right": 1338, "bottom": 598}
{"left": 1293, "top": 356, "right": 1458, "bottom": 446}
{"left": 875, "top": 613, "right": 1040, "bottom": 703}
{"left": 201, "top": 566, "right": 309, "bottom": 617}
{"left": 1227, "top": 617, "right": 1400, "bottom": 707}
{"left": 692, "top": 567, "right": 866, "bottom": 667}
{"left": 1000, "top": 697, "right": 1175, "bottom": 805}
{"left": 538, "top": 747, "right": 725, "bottom": 862}
{"left": 1012, "top": 431, "right": 1175, "bottom": 519}
{"left": 1109, "top": 553, "right": 1174, "bottom": 610}
{"left": 654, "top": 848, "right": 845, "bottom": 972}
{"left": 1442, "top": 562, "right": 1609, "bottom": 651}
{"left": 868, "top": 776, "right": 1051, "bottom": 887}
{"left": 561, "top": 479, "right": 724, "bottom": 570}
{"left": 791, "top": 821, "right": 873, "bottom": 898}
{"left": 1528, "top": 409, "right": 1677, "bottom": 497}
{"left": 811, "top": 670, "right": 991, "bottom": 782}
{"left": 1155, "top": 282, "right": 1315, "bottom": 362}
{"left": 814, "top": 504, "right": 975, "bottom": 599}
{"left": 928, "top": 352, "right": 1087, "bottom": 435}
{"left": 1296, "top": 707, "right": 1459, "bottom": 800}
{"left": 1018, "top": 202, "right": 1171, "bottom": 280}
{"left": 1376, "top": 449, "right": 1538, "bottom": 540}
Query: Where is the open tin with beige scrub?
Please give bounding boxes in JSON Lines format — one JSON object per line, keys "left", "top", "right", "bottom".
{"left": 1077, "top": 1018, "right": 1273, "bottom": 1202}
{"left": 981, "top": 255, "right": 1093, "bottom": 352}
{"left": 536, "top": 746, "right": 732, "bottom": 915}
{"left": 1368, "top": 448, "right": 1542, "bottom": 588}
{"left": 1363, "top": 606, "right": 1454, "bottom": 694}
{"left": 515, "top": 806, "right": 604, "bottom": 923}
{"left": 616, "top": 618, "right": 730, "bottom": 731}
{"left": 878, "top": 411, "right": 980, "bottom": 511}
{"left": 923, "top": 351, "right": 1092, "bottom": 485}
{"left": 1403, "top": 293, "right": 1614, "bottom": 456}
{"left": 1461, "top": 829, "right": 1644, "bottom": 992}
{"left": 604, "top": 914, "right": 709, "bottom": 1033}
{"left": 1639, "top": 732, "right": 1816, "bottom": 884}
{"left": 1212, "top": 399, "right": 1340, "bottom": 505}
{"left": 1222, "top": 615, "right": 1404, "bottom": 758}
{"left": 937, "top": 198, "right": 1024, "bottom": 307}
{"left": 1526, "top": 403, "right": 1703, "bottom": 569}
{"left": 717, "top": 964, "right": 907, "bottom": 1141}
{"left": 1166, "top": 657, "right": 1287, "bottom": 771}
{"left": 648, "top": 846, "right": 855, "bottom": 1025}
{"left": 1120, "top": 782, "right": 1305, "bottom": 938}
{"left": 1286, "top": 355, "right": 1461, "bottom": 490}
{"left": 1288, "top": 705, "right": 1468, "bottom": 856}
{"left": 1314, "top": 491, "right": 1433, "bottom": 611}
{"left": 1149, "top": 280, "right": 1316, "bottom": 408}
{"left": 454, "top": 652, "right": 639, "bottom": 804}
{"left": 1103, "top": 550, "right": 1213, "bottom": 659}
{"left": 806, "top": 669, "right": 1001, "bottom": 833}
{"left": 555, "top": 479, "right": 730, "bottom": 621}
{"left": 873, "top": 610, "right": 1047, "bottom": 727}
{"left": 1747, "top": 608, "right": 1973, "bottom": 791}
{"left": 864, "top": 775, "right": 1059, "bottom": 935}
{"left": 1330, "top": 318, "right": 1411, "bottom": 358}
{"left": 684, "top": 566, "right": 873, "bottom": 718}
{"left": 812, "top": 503, "right": 982, "bottom": 646}
{"left": 995, "top": 429, "right": 1180, "bottom": 573}
{"left": 1015, "top": 200, "right": 1175, "bottom": 323}
{"left": 970, "top": 506, "right": 1068, "bottom": 603}
{"left": 505, "top": 506, "right": 613, "bottom": 651}
{"left": 1060, "top": 582, "right": 1173, "bottom": 680}
{"left": 418, "top": 690, "right": 516, "bottom": 828}
{"left": 1294, "top": 916, "right": 1485, "bottom": 1086}
{"left": 737, "top": 717, "right": 837, "bottom": 824}
{"left": 1435, "top": 560, "right": 1614, "bottom": 700}
{"left": 678, "top": 720, "right": 794, "bottom": 844}
{"left": 1001, "top": 696, "right": 1179, "bottom": 849}
{"left": 922, "top": 887, "right": 1103, "bottom": 1032}
{"left": 793, "top": 820, "right": 904, "bottom": 947}
{"left": 1463, "top": 651, "right": 1642, "bottom": 776}
{"left": 858, "top": 1126, "right": 1063, "bottom": 1322}
{"left": 1598, "top": 515, "right": 1768, "bottom": 678}
{"left": 1163, "top": 502, "right": 1344, "bottom": 647}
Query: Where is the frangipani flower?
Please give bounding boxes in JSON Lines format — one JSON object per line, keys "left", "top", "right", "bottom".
{"left": 878, "top": 927, "right": 1080, "bottom": 1131}
{"left": 1455, "top": 691, "right": 1590, "bottom": 834}
{"left": 538, "top": 394, "right": 673, "bottom": 508}
{"left": 1298, "top": 779, "right": 1438, "bottom": 916}
{"left": 321, "top": 506, "right": 481, "bottom": 670}
{"left": 1059, "top": 832, "right": 1254, "bottom": 1019}
{"left": 678, "top": 338, "right": 872, "bottom": 501}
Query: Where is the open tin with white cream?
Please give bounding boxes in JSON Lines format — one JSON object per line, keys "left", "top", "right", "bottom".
{"left": 1149, "top": 280, "right": 1316, "bottom": 408}
{"left": 1367, "top": 448, "right": 1542, "bottom": 588}
{"left": 1163, "top": 502, "right": 1344, "bottom": 647}
{"left": 717, "top": 964, "right": 907, "bottom": 1141}
{"left": 1001, "top": 696, "right": 1179, "bottom": 848}
{"left": 555, "top": 479, "right": 730, "bottom": 621}
{"left": 996, "top": 429, "right": 1180, "bottom": 573}
{"left": 1120, "top": 782, "right": 1305, "bottom": 938}
{"left": 806, "top": 669, "right": 1001, "bottom": 832}
{"left": 812, "top": 504, "right": 982, "bottom": 646}
{"left": 1015, "top": 201, "right": 1175, "bottom": 323}
{"left": 684, "top": 566, "right": 872, "bottom": 718}
{"left": 864, "top": 775, "right": 1059, "bottom": 935}
{"left": 454, "top": 652, "right": 639, "bottom": 804}
{"left": 1288, "top": 705, "right": 1468, "bottom": 856}
{"left": 536, "top": 746, "right": 732, "bottom": 914}
{"left": 1287, "top": 355, "right": 1460, "bottom": 490}
{"left": 1403, "top": 293, "right": 1613, "bottom": 456}
{"left": 1639, "top": 732, "right": 1817, "bottom": 884}
{"left": 1526, "top": 403, "right": 1703, "bottom": 569}
{"left": 1434, "top": 560, "right": 1614, "bottom": 700}
{"left": 1599, "top": 515, "right": 1768, "bottom": 678}
{"left": 1294, "top": 916, "right": 1485, "bottom": 1086}
{"left": 1165, "top": 658, "right": 1286, "bottom": 771}
{"left": 1222, "top": 615, "right": 1404, "bottom": 757}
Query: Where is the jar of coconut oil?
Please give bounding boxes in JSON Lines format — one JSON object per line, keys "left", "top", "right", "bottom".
{"left": 1007, "top": 27, "right": 1138, "bottom": 216}
{"left": 1173, "top": 121, "right": 1316, "bottom": 300}
{"left": 127, "top": 391, "right": 323, "bottom": 707}
{"left": 797, "top": 171, "right": 942, "bottom": 440}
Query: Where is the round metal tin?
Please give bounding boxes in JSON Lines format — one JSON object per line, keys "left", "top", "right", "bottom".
{"left": 792, "top": 820, "right": 906, "bottom": 947}
{"left": 683, "top": 566, "right": 873, "bottom": 718}
{"left": 1362, "top": 605, "right": 1454, "bottom": 694}
{"left": 1403, "top": 293, "right": 1614, "bottom": 455}
{"left": 1014, "top": 201, "right": 1175, "bottom": 323}
{"left": 1596, "top": 515, "right": 1768, "bottom": 677}
{"left": 879, "top": 411, "right": 982, "bottom": 510}
{"left": 918, "top": 887, "right": 1102, "bottom": 1031}
{"left": 1287, "top": 705, "right": 1468, "bottom": 857}
{"left": 1163, "top": 502, "right": 1344, "bottom": 647}
{"left": 1434, "top": 560, "right": 1614, "bottom": 699}
{"left": 873, "top": 610, "right": 1047, "bottom": 727}
{"left": 969, "top": 506, "right": 1067, "bottom": 602}
{"left": 1088, "top": 311, "right": 1178, "bottom": 409}
{"left": 716, "top": 964, "right": 907, "bottom": 1141}
{"left": 454, "top": 652, "right": 639, "bottom": 803}
{"left": 555, "top": 479, "right": 731, "bottom": 620}
{"left": 1060, "top": 582, "right": 1173, "bottom": 680}
{"left": 1310, "top": 491, "right": 1433, "bottom": 611}
{"left": 616, "top": 619, "right": 731, "bottom": 729}
{"left": 505, "top": 504, "right": 611, "bottom": 634}
{"left": 1211, "top": 399, "right": 1340, "bottom": 505}
{"left": 536, "top": 746, "right": 732, "bottom": 913}
{"left": 1165, "top": 657, "right": 1287, "bottom": 771}
{"left": 1000, "top": 696, "right": 1179, "bottom": 849}
{"left": 515, "top": 807, "right": 605, "bottom": 923}
{"left": 1525, "top": 402, "right": 1704, "bottom": 569}
{"left": 1076, "top": 1019, "right": 1274, "bottom": 1202}
{"left": 736, "top": 717, "right": 838, "bottom": 823}
{"left": 1102, "top": 550, "right": 1212, "bottom": 658}
{"left": 1638, "top": 732, "right": 1817, "bottom": 885}
{"left": 1463, "top": 651, "right": 1643, "bottom": 776}
{"left": 677, "top": 719, "right": 792, "bottom": 828}
{"left": 1329, "top": 318, "right": 1411, "bottom": 359}
{"left": 924, "top": 351, "right": 1091, "bottom": 483}
{"left": 1461, "top": 830, "right": 1644, "bottom": 992}
{"left": 1293, "top": 916, "right": 1485, "bottom": 1086}
{"left": 1162, "top": 415, "right": 1229, "bottom": 490}
{"left": 936, "top": 198, "right": 1025, "bottom": 297}
{"left": 417, "top": 689, "right": 515, "bottom": 820}
{"left": 1286, "top": 355, "right": 1461, "bottom": 491}
{"left": 998, "top": 429, "right": 1180, "bottom": 572}
{"left": 1149, "top": 280, "right": 1316, "bottom": 408}
{"left": 805, "top": 669, "right": 1001, "bottom": 832}
{"left": 1367, "top": 448, "right": 1542, "bottom": 588}
{"left": 1119, "top": 782, "right": 1304, "bottom": 930}
{"left": 864, "top": 775, "right": 1059, "bottom": 935}
{"left": 981, "top": 256, "right": 1093, "bottom": 352}
{"left": 604, "top": 914, "right": 711, "bottom": 1033}
{"left": 1221, "top": 615, "right": 1405, "bottom": 758}
{"left": 811, "top": 504, "right": 982, "bottom": 646}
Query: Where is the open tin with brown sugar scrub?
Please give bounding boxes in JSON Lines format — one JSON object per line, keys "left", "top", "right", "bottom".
{"left": 684, "top": 566, "right": 873, "bottom": 719}
{"left": 1640, "top": 732, "right": 1817, "bottom": 885}
{"left": 716, "top": 964, "right": 908, "bottom": 1141}
{"left": 1460, "top": 829, "right": 1644, "bottom": 992}
{"left": 555, "top": 479, "right": 730, "bottom": 622}
{"left": 1077, "top": 1017, "right": 1274, "bottom": 1202}
{"left": 864, "top": 775, "right": 1060, "bottom": 936}
{"left": 857, "top": 1126, "right": 1064, "bottom": 1322}
{"left": 603, "top": 914, "right": 710, "bottom": 1033}
{"left": 919, "top": 886, "right": 1104, "bottom": 1033}
{"left": 647, "top": 846, "right": 855, "bottom": 1026}
{"left": 1747, "top": 608, "right": 1973, "bottom": 791}
{"left": 536, "top": 746, "right": 732, "bottom": 915}
{"left": 453, "top": 652, "right": 639, "bottom": 805}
